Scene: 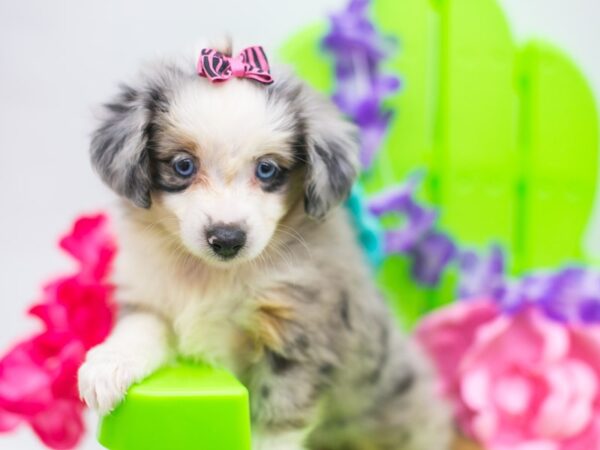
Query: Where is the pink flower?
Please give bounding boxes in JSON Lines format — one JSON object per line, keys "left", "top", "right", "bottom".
{"left": 0, "top": 213, "right": 116, "bottom": 449}
{"left": 31, "top": 276, "right": 115, "bottom": 349}
{"left": 416, "top": 299, "right": 600, "bottom": 450}
{"left": 59, "top": 214, "right": 116, "bottom": 281}
{"left": 0, "top": 336, "right": 86, "bottom": 449}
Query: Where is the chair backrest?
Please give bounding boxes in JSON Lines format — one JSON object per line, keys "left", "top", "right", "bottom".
{"left": 280, "top": 0, "right": 599, "bottom": 325}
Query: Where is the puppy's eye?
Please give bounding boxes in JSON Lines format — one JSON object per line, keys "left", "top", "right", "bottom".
{"left": 256, "top": 161, "right": 279, "bottom": 181}
{"left": 173, "top": 158, "right": 196, "bottom": 178}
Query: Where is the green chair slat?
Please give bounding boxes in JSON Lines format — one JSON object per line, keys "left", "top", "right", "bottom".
{"left": 377, "top": 255, "right": 438, "bottom": 328}
{"left": 518, "top": 41, "right": 599, "bottom": 269}
{"left": 370, "top": 0, "right": 440, "bottom": 326}
{"left": 368, "top": 0, "right": 438, "bottom": 194}
{"left": 435, "top": 0, "right": 518, "bottom": 254}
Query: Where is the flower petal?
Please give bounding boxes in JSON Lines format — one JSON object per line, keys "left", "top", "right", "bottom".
{"left": 493, "top": 374, "right": 531, "bottom": 415}
{"left": 416, "top": 299, "right": 499, "bottom": 393}
{"left": 30, "top": 400, "right": 84, "bottom": 450}
{"left": 0, "top": 410, "right": 21, "bottom": 432}
{"left": 461, "top": 368, "right": 491, "bottom": 411}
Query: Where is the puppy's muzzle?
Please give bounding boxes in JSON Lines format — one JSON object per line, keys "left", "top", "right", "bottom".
{"left": 206, "top": 224, "right": 247, "bottom": 259}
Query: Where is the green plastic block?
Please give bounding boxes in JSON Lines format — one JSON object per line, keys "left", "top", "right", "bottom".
{"left": 98, "top": 362, "right": 251, "bottom": 450}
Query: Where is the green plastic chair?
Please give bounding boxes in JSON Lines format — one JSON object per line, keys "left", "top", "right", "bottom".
{"left": 98, "top": 0, "right": 599, "bottom": 448}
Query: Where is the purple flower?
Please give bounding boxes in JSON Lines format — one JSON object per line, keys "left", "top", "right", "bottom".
{"left": 368, "top": 174, "right": 437, "bottom": 253}
{"left": 367, "top": 175, "right": 421, "bottom": 216}
{"left": 537, "top": 267, "right": 600, "bottom": 323}
{"left": 498, "top": 273, "right": 548, "bottom": 313}
{"left": 323, "top": 0, "right": 389, "bottom": 68}
{"left": 383, "top": 203, "right": 437, "bottom": 253}
{"left": 579, "top": 298, "right": 600, "bottom": 324}
{"left": 324, "top": 0, "right": 400, "bottom": 168}
{"left": 409, "top": 232, "right": 457, "bottom": 286}
{"left": 458, "top": 245, "right": 506, "bottom": 300}
{"left": 495, "top": 267, "right": 600, "bottom": 325}
{"left": 366, "top": 175, "right": 457, "bottom": 285}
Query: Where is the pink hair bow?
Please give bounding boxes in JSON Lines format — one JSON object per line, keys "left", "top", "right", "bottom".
{"left": 196, "top": 46, "right": 274, "bottom": 84}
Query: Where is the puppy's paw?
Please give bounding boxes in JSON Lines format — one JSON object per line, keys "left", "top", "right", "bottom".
{"left": 78, "top": 345, "right": 151, "bottom": 415}
{"left": 253, "top": 430, "right": 307, "bottom": 450}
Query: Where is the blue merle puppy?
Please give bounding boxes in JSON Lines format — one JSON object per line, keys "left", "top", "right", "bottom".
{"left": 77, "top": 41, "right": 453, "bottom": 450}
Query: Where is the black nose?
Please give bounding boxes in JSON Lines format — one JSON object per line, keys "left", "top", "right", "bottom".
{"left": 206, "top": 225, "right": 247, "bottom": 259}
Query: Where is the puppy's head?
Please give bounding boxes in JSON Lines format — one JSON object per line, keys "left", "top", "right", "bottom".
{"left": 91, "top": 48, "right": 358, "bottom": 267}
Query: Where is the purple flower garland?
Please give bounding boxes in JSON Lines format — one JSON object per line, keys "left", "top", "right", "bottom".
{"left": 368, "top": 175, "right": 457, "bottom": 286}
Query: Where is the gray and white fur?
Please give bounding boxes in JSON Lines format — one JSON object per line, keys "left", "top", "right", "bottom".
{"left": 78, "top": 43, "right": 453, "bottom": 450}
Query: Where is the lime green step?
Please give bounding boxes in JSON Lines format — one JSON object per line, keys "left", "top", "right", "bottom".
{"left": 98, "top": 362, "right": 251, "bottom": 450}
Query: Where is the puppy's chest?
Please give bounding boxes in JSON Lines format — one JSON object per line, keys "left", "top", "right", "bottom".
{"left": 170, "top": 281, "right": 294, "bottom": 374}
{"left": 171, "top": 285, "right": 253, "bottom": 369}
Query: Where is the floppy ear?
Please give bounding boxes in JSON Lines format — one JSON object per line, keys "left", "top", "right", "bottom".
{"left": 301, "top": 91, "right": 359, "bottom": 219}
{"left": 90, "top": 66, "right": 180, "bottom": 208}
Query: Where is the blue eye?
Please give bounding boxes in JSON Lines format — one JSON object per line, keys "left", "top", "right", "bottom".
{"left": 256, "top": 161, "right": 279, "bottom": 181}
{"left": 173, "top": 158, "right": 196, "bottom": 178}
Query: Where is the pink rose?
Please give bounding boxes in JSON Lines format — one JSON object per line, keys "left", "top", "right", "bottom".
{"left": 417, "top": 299, "right": 600, "bottom": 450}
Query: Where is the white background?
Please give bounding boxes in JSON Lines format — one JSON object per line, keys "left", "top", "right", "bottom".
{"left": 0, "top": 0, "right": 599, "bottom": 448}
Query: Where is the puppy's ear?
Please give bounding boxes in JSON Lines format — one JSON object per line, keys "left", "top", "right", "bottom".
{"left": 300, "top": 93, "right": 359, "bottom": 220}
{"left": 90, "top": 67, "right": 179, "bottom": 208}
{"left": 302, "top": 108, "right": 359, "bottom": 219}
{"left": 268, "top": 70, "right": 359, "bottom": 219}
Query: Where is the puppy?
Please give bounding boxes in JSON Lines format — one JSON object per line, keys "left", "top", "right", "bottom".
{"left": 78, "top": 43, "right": 452, "bottom": 450}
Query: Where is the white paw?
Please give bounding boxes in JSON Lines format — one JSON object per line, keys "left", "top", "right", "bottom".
{"left": 78, "top": 345, "right": 151, "bottom": 415}
{"left": 253, "top": 430, "right": 307, "bottom": 450}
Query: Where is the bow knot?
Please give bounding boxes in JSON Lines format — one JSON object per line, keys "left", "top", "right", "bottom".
{"left": 196, "top": 46, "right": 273, "bottom": 84}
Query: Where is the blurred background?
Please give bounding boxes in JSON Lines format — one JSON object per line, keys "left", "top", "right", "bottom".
{"left": 0, "top": 0, "right": 598, "bottom": 448}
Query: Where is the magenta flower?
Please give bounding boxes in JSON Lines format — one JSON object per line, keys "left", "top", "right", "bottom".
{"left": 0, "top": 214, "right": 116, "bottom": 449}
{"left": 59, "top": 214, "right": 116, "bottom": 281}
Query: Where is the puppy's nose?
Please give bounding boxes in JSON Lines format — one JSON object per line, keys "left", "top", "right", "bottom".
{"left": 206, "top": 225, "right": 247, "bottom": 258}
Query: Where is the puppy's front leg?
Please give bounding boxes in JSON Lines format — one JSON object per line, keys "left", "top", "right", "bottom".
{"left": 78, "top": 310, "right": 172, "bottom": 414}
{"left": 248, "top": 347, "right": 333, "bottom": 450}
